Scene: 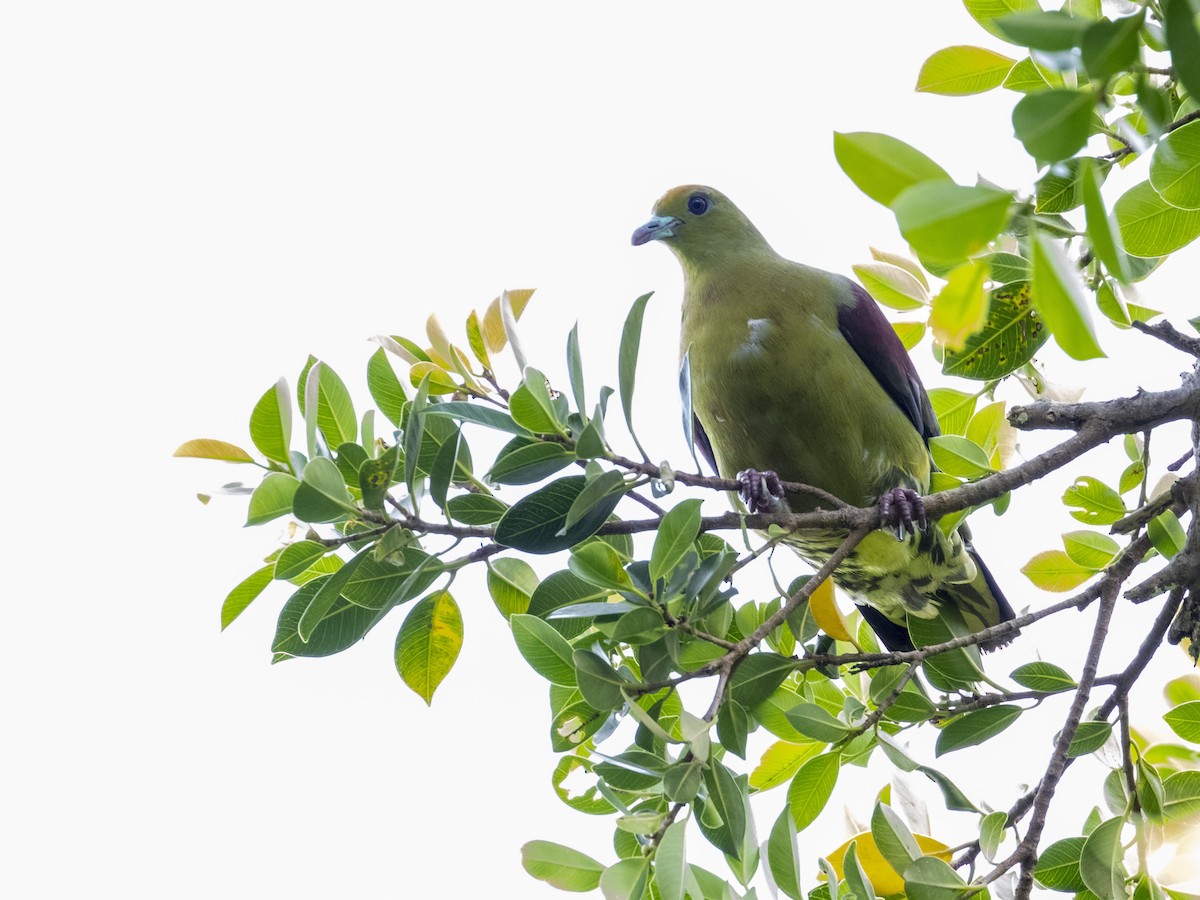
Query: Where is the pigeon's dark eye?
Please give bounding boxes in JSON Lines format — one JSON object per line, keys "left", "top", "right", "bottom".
{"left": 687, "top": 195, "right": 710, "bottom": 215}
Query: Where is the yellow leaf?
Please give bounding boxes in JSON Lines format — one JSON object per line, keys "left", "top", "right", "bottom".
{"left": 810, "top": 577, "right": 853, "bottom": 643}
{"left": 822, "top": 831, "right": 952, "bottom": 896}
{"left": 749, "top": 739, "right": 825, "bottom": 792}
{"left": 173, "top": 438, "right": 255, "bottom": 463}
{"left": 425, "top": 314, "right": 455, "bottom": 365}
{"left": 409, "top": 362, "right": 460, "bottom": 395}
{"left": 465, "top": 310, "right": 492, "bottom": 370}
{"left": 931, "top": 258, "right": 990, "bottom": 351}
{"left": 1020, "top": 550, "right": 1095, "bottom": 592}
{"left": 481, "top": 288, "right": 536, "bottom": 354}
{"left": 870, "top": 247, "right": 929, "bottom": 290}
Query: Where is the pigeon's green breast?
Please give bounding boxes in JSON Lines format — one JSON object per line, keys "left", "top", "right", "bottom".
{"left": 680, "top": 253, "right": 930, "bottom": 513}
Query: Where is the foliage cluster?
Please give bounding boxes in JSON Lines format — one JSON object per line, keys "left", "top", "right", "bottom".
{"left": 178, "top": 2, "right": 1200, "bottom": 898}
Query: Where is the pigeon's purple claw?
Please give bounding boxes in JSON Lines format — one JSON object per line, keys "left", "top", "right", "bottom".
{"left": 877, "top": 487, "right": 927, "bottom": 540}
{"left": 736, "top": 468, "right": 784, "bottom": 514}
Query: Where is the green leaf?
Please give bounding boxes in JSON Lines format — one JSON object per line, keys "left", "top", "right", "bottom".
{"left": 907, "top": 605, "right": 986, "bottom": 692}
{"left": 1010, "top": 661, "right": 1077, "bottom": 693}
{"left": 425, "top": 400, "right": 532, "bottom": 437}
{"left": 1011, "top": 89, "right": 1094, "bottom": 162}
{"left": 1062, "top": 530, "right": 1121, "bottom": 569}
{"left": 842, "top": 841, "right": 878, "bottom": 900}
{"left": 528, "top": 570, "right": 608, "bottom": 630}
{"left": 1030, "top": 232, "right": 1105, "bottom": 360}
{"left": 1063, "top": 476, "right": 1126, "bottom": 525}
{"left": 246, "top": 472, "right": 300, "bottom": 525}
{"left": 1164, "top": 701, "right": 1200, "bottom": 743}
{"left": 292, "top": 456, "right": 357, "bottom": 523}
{"left": 929, "top": 435, "right": 994, "bottom": 478}
{"left": 509, "top": 370, "right": 564, "bottom": 435}
{"left": 853, "top": 262, "right": 929, "bottom": 310}
{"left": 1081, "top": 160, "right": 1132, "bottom": 284}
{"left": 249, "top": 379, "right": 293, "bottom": 465}
{"left": 488, "top": 438, "right": 576, "bottom": 485}
{"left": 495, "top": 476, "right": 623, "bottom": 553}
{"left": 599, "top": 857, "right": 650, "bottom": 900}
{"left": 649, "top": 498, "right": 703, "bottom": 584}
{"left": 716, "top": 699, "right": 750, "bottom": 759}
{"left": 1080, "top": 816, "right": 1126, "bottom": 900}
{"left": 964, "top": 0, "right": 1041, "bottom": 40}
{"left": 655, "top": 821, "right": 687, "bottom": 900}
{"left": 1164, "top": 0, "right": 1200, "bottom": 106}
{"left": 729, "top": 653, "right": 796, "bottom": 708}
{"left": 343, "top": 549, "right": 441, "bottom": 610}
{"left": 994, "top": 10, "right": 1089, "bottom": 50}
{"left": 870, "top": 802, "right": 922, "bottom": 875}
{"left": 832, "top": 132, "right": 951, "bottom": 207}
{"left": 220, "top": 565, "right": 274, "bottom": 630}
{"left": 988, "top": 251, "right": 1032, "bottom": 283}
{"left": 930, "top": 258, "right": 989, "bottom": 350}
{"left": 487, "top": 557, "right": 538, "bottom": 619}
{"left": 1119, "top": 459, "right": 1146, "bottom": 494}
{"left": 572, "top": 650, "right": 626, "bottom": 710}
{"left": 395, "top": 590, "right": 463, "bottom": 705}
{"left": 564, "top": 469, "right": 627, "bottom": 531}
{"left": 1003, "top": 56, "right": 1066, "bottom": 92}
{"left": 611, "top": 607, "right": 666, "bottom": 645}
{"left": 787, "top": 751, "right": 840, "bottom": 831}
{"left": 893, "top": 321, "right": 927, "bottom": 350}
{"left": 551, "top": 701, "right": 608, "bottom": 752}
{"left": 1151, "top": 120, "right": 1200, "bottom": 212}
{"left": 1115, "top": 180, "right": 1200, "bottom": 257}
{"left": 568, "top": 541, "right": 632, "bottom": 592}
{"left": 296, "top": 548, "right": 370, "bottom": 642}
{"left": 663, "top": 759, "right": 704, "bottom": 802}
{"left": 916, "top": 45, "right": 1015, "bottom": 95}
{"left": 1067, "top": 719, "right": 1113, "bottom": 756}
{"left": 1036, "top": 159, "right": 1085, "bottom": 213}
{"left": 749, "top": 740, "right": 822, "bottom": 794}
{"left": 1149, "top": 510, "right": 1187, "bottom": 558}
{"left": 446, "top": 493, "right": 508, "bottom": 524}
{"left": 403, "top": 375, "right": 430, "bottom": 508}
{"left": 902, "top": 858, "right": 970, "bottom": 900}
{"left": 271, "top": 578, "right": 381, "bottom": 659}
{"left": 934, "top": 705, "right": 1022, "bottom": 756}
{"left": 703, "top": 762, "right": 747, "bottom": 854}
{"left": 1021, "top": 549, "right": 1096, "bottom": 591}
{"left": 1082, "top": 13, "right": 1144, "bottom": 81}
{"left": 928, "top": 388, "right": 977, "bottom": 435}
{"left": 1163, "top": 770, "right": 1200, "bottom": 819}
{"left": 893, "top": 182, "right": 1011, "bottom": 262}
{"left": 173, "top": 438, "right": 255, "bottom": 463}
{"left": 618, "top": 293, "right": 653, "bottom": 461}
{"left": 358, "top": 445, "right": 399, "bottom": 511}
{"left": 427, "top": 426, "right": 462, "bottom": 509}
{"left": 367, "top": 348, "right": 407, "bottom": 426}
{"left": 313, "top": 363, "right": 356, "bottom": 449}
{"left": 521, "top": 840, "right": 604, "bottom": 893}
{"left": 767, "top": 807, "right": 803, "bottom": 900}
{"left": 783, "top": 702, "right": 853, "bottom": 743}
{"left": 510, "top": 613, "right": 577, "bottom": 686}
{"left": 274, "top": 540, "right": 328, "bottom": 581}
{"left": 942, "top": 282, "right": 1046, "bottom": 380}
{"left": 979, "top": 811, "right": 1007, "bottom": 862}
{"left": 1034, "top": 837, "right": 1088, "bottom": 891}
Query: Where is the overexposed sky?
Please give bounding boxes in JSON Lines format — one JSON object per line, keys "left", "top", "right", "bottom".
{"left": 5, "top": 2, "right": 1199, "bottom": 897}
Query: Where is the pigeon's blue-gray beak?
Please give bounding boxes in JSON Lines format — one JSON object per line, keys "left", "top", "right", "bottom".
{"left": 631, "top": 215, "right": 683, "bottom": 246}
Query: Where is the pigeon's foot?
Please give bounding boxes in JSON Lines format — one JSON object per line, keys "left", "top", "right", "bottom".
{"left": 878, "top": 487, "right": 927, "bottom": 540}
{"left": 736, "top": 468, "right": 785, "bottom": 514}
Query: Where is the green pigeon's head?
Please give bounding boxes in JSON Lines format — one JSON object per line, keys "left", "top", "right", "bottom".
{"left": 631, "top": 185, "right": 771, "bottom": 268}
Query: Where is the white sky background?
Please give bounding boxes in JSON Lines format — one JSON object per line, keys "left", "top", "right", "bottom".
{"left": 5, "top": 1, "right": 1200, "bottom": 897}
